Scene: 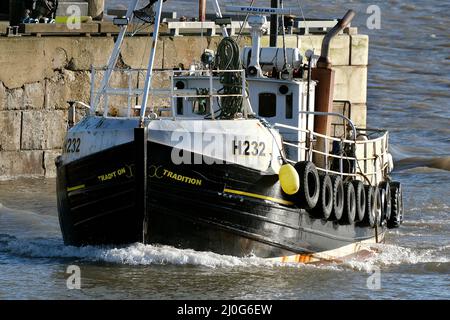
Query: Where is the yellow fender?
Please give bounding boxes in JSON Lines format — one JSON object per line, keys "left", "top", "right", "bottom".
{"left": 279, "top": 164, "right": 300, "bottom": 195}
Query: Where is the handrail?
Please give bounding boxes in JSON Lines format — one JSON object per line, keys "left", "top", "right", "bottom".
{"left": 92, "top": 0, "right": 140, "bottom": 114}
{"left": 90, "top": 67, "right": 249, "bottom": 119}
{"left": 274, "top": 121, "right": 389, "bottom": 185}
{"left": 301, "top": 111, "right": 356, "bottom": 140}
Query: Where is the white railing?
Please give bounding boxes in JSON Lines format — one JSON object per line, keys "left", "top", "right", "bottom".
{"left": 274, "top": 113, "right": 389, "bottom": 186}
{"left": 90, "top": 67, "right": 250, "bottom": 120}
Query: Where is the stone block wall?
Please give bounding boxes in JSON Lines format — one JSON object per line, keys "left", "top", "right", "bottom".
{"left": 0, "top": 32, "right": 368, "bottom": 179}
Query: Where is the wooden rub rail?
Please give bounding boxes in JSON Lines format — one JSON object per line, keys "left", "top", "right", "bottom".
{"left": 165, "top": 19, "right": 341, "bottom": 36}
{"left": 1, "top": 18, "right": 341, "bottom": 37}
{"left": 11, "top": 22, "right": 165, "bottom": 37}
{"left": 18, "top": 22, "right": 98, "bottom": 37}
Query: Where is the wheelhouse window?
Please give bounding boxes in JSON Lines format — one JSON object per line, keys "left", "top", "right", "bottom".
{"left": 258, "top": 93, "right": 277, "bottom": 117}
{"left": 285, "top": 94, "right": 293, "bottom": 119}
{"left": 177, "top": 97, "right": 183, "bottom": 115}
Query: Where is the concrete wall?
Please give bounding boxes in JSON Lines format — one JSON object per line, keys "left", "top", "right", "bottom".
{"left": 0, "top": 32, "right": 368, "bottom": 179}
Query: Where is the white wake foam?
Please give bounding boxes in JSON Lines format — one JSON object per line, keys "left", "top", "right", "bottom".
{"left": 0, "top": 205, "right": 448, "bottom": 270}
{"left": 0, "top": 237, "right": 290, "bottom": 268}
{"left": 343, "top": 243, "right": 450, "bottom": 272}
{"left": 1, "top": 235, "right": 448, "bottom": 271}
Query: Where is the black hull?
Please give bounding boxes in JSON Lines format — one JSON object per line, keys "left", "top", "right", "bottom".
{"left": 57, "top": 142, "right": 383, "bottom": 259}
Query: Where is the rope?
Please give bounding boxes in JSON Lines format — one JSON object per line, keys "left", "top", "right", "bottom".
{"left": 214, "top": 37, "right": 243, "bottom": 119}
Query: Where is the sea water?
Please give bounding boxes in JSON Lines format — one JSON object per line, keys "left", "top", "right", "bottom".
{"left": 0, "top": 0, "right": 448, "bottom": 299}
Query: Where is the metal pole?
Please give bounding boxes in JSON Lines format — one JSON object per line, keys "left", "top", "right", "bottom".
{"left": 170, "top": 73, "right": 176, "bottom": 120}
{"left": 134, "top": 126, "right": 148, "bottom": 244}
{"left": 127, "top": 71, "right": 132, "bottom": 117}
{"left": 241, "top": 70, "right": 247, "bottom": 118}
{"left": 93, "top": 0, "right": 139, "bottom": 113}
{"left": 209, "top": 70, "right": 215, "bottom": 120}
{"left": 89, "top": 65, "right": 95, "bottom": 115}
{"left": 269, "top": 0, "right": 278, "bottom": 47}
{"left": 280, "top": 0, "right": 288, "bottom": 67}
{"left": 305, "top": 54, "right": 312, "bottom": 159}
{"left": 140, "top": 0, "right": 164, "bottom": 126}
{"left": 199, "top": 0, "right": 206, "bottom": 22}
{"left": 212, "top": 0, "right": 229, "bottom": 37}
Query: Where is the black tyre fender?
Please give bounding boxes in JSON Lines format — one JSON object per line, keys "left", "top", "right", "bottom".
{"left": 341, "top": 182, "right": 356, "bottom": 224}
{"left": 329, "top": 175, "right": 344, "bottom": 221}
{"left": 379, "top": 181, "right": 391, "bottom": 223}
{"left": 362, "top": 185, "right": 376, "bottom": 228}
{"left": 310, "top": 174, "right": 333, "bottom": 220}
{"left": 388, "top": 181, "right": 403, "bottom": 229}
{"left": 351, "top": 180, "right": 366, "bottom": 222}
{"left": 294, "top": 161, "right": 320, "bottom": 210}
{"left": 373, "top": 187, "right": 382, "bottom": 227}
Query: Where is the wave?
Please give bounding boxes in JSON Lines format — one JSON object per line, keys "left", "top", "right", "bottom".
{"left": 0, "top": 235, "right": 295, "bottom": 268}
{"left": 0, "top": 204, "right": 61, "bottom": 239}
{"left": 0, "top": 206, "right": 447, "bottom": 271}
{"left": 405, "top": 218, "right": 450, "bottom": 225}
{"left": 343, "top": 243, "right": 450, "bottom": 272}
{"left": 388, "top": 144, "right": 432, "bottom": 161}
{"left": 394, "top": 156, "right": 450, "bottom": 172}
{"left": 1, "top": 232, "right": 448, "bottom": 273}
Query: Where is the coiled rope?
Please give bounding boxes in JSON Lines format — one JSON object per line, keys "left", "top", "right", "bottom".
{"left": 214, "top": 37, "right": 244, "bottom": 119}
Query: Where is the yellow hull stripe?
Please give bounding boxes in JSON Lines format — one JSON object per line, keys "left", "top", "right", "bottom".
{"left": 224, "top": 188, "right": 294, "bottom": 206}
{"left": 67, "top": 184, "right": 86, "bottom": 192}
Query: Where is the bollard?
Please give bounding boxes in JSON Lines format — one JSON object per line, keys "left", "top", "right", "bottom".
{"left": 87, "top": 0, "right": 105, "bottom": 21}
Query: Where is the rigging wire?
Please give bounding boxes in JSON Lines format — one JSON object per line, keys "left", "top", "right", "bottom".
{"left": 236, "top": 0, "right": 256, "bottom": 44}
{"left": 280, "top": 0, "right": 289, "bottom": 71}
{"left": 296, "top": 0, "right": 315, "bottom": 51}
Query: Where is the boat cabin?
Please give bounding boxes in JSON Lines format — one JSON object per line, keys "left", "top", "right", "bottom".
{"left": 172, "top": 75, "right": 315, "bottom": 162}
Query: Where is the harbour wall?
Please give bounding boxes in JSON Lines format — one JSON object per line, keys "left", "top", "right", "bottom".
{"left": 0, "top": 32, "right": 368, "bottom": 179}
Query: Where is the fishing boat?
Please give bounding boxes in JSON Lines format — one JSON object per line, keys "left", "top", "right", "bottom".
{"left": 56, "top": 0, "right": 403, "bottom": 263}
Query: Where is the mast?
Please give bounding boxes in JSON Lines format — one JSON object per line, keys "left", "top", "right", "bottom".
{"left": 212, "top": 0, "right": 229, "bottom": 37}
{"left": 137, "top": 0, "right": 165, "bottom": 245}
{"left": 269, "top": 0, "right": 278, "bottom": 47}
{"left": 93, "top": 0, "right": 140, "bottom": 114}
{"left": 139, "top": 0, "right": 165, "bottom": 126}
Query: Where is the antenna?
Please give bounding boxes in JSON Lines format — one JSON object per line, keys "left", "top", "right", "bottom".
{"left": 246, "top": 15, "right": 267, "bottom": 77}
{"left": 226, "top": 6, "right": 293, "bottom": 78}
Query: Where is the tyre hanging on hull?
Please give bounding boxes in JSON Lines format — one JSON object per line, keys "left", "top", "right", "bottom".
{"left": 329, "top": 175, "right": 344, "bottom": 221}
{"left": 341, "top": 181, "right": 356, "bottom": 224}
{"left": 379, "top": 181, "right": 391, "bottom": 225}
{"left": 388, "top": 181, "right": 403, "bottom": 229}
{"left": 373, "top": 187, "right": 382, "bottom": 226}
{"left": 293, "top": 161, "right": 320, "bottom": 210}
{"left": 361, "top": 185, "right": 378, "bottom": 228}
{"left": 309, "top": 174, "right": 333, "bottom": 220}
{"left": 351, "top": 180, "right": 366, "bottom": 222}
